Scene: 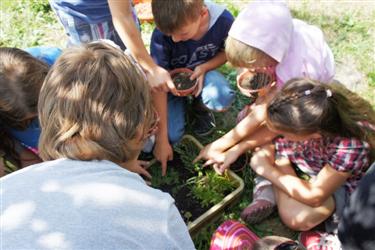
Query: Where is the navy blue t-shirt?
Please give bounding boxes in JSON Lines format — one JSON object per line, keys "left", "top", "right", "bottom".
{"left": 151, "top": 6, "right": 233, "bottom": 70}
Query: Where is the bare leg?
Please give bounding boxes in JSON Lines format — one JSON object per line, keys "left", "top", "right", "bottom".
{"left": 273, "top": 160, "right": 335, "bottom": 231}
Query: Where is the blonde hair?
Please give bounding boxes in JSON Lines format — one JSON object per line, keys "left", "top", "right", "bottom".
{"left": 152, "top": 0, "right": 204, "bottom": 34}
{"left": 225, "top": 36, "right": 276, "bottom": 68}
{"left": 38, "top": 42, "right": 153, "bottom": 163}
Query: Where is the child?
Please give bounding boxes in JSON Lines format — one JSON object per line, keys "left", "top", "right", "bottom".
{"left": 249, "top": 78, "right": 374, "bottom": 237}
{"left": 0, "top": 42, "right": 195, "bottom": 249}
{"left": 195, "top": 1, "right": 335, "bottom": 222}
{"left": 338, "top": 162, "right": 375, "bottom": 250}
{"left": 49, "top": 0, "right": 174, "bottom": 92}
{"left": 0, "top": 47, "right": 61, "bottom": 176}
{"left": 150, "top": 0, "right": 235, "bottom": 169}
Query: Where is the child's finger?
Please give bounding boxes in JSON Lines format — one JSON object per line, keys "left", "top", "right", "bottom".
{"left": 161, "top": 160, "right": 167, "bottom": 176}
{"left": 168, "top": 151, "right": 174, "bottom": 161}
{"left": 220, "top": 162, "right": 230, "bottom": 171}
{"left": 190, "top": 72, "right": 198, "bottom": 80}
{"left": 213, "top": 163, "right": 223, "bottom": 175}
{"left": 167, "top": 79, "right": 177, "bottom": 95}
{"left": 138, "top": 160, "right": 150, "bottom": 167}
{"left": 194, "top": 81, "right": 203, "bottom": 98}
{"left": 193, "top": 152, "right": 203, "bottom": 163}
{"left": 140, "top": 168, "right": 152, "bottom": 180}
{"left": 203, "top": 159, "right": 216, "bottom": 167}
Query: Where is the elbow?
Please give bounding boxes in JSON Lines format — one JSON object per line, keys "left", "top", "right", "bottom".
{"left": 308, "top": 198, "right": 325, "bottom": 208}
{"left": 303, "top": 192, "right": 327, "bottom": 207}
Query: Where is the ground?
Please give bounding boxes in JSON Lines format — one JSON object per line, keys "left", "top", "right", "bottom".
{"left": 1, "top": 0, "right": 374, "bottom": 249}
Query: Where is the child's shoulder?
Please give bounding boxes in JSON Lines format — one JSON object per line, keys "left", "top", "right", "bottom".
{"left": 329, "top": 136, "right": 370, "bottom": 150}
{"left": 206, "top": 1, "right": 234, "bottom": 26}
{"left": 25, "top": 46, "right": 62, "bottom": 66}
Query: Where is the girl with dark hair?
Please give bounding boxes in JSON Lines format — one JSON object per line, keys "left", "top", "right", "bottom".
{"left": 248, "top": 78, "right": 374, "bottom": 237}
{"left": 0, "top": 47, "right": 61, "bottom": 175}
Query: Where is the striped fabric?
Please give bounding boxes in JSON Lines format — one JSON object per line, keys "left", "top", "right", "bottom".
{"left": 210, "top": 220, "right": 259, "bottom": 250}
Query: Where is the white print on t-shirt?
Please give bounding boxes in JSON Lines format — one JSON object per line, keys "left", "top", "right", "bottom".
{"left": 171, "top": 43, "right": 219, "bottom": 68}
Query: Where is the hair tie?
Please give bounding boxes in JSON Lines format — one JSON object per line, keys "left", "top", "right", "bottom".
{"left": 326, "top": 89, "right": 332, "bottom": 97}
{"left": 304, "top": 89, "right": 312, "bottom": 96}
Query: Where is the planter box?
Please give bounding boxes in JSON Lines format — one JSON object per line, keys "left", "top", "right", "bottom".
{"left": 147, "top": 135, "right": 244, "bottom": 237}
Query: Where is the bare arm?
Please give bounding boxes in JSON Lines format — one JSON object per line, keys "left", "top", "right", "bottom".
{"left": 108, "top": 0, "right": 175, "bottom": 92}
{"left": 152, "top": 91, "right": 173, "bottom": 176}
{"left": 251, "top": 147, "right": 351, "bottom": 207}
{"left": 200, "top": 124, "right": 277, "bottom": 174}
{"left": 235, "top": 123, "right": 278, "bottom": 153}
{"left": 211, "top": 102, "right": 268, "bottom": 150}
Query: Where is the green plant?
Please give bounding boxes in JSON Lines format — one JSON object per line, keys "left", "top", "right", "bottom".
{"left": 150, "top": 164, "right": 180, "bottom": 189}
{"left": 188, "top": 170, "right": 234, "bottom": 207}
{"left": 166, "top": 139, "right": 236, "bottom": 206}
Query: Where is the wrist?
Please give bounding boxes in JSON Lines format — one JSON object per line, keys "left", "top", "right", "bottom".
{"left": 198, "top": 63, "right": 209, "bottom": 73}
{"left": 155, "top": 131, "right": 168, "bottom": 143}
{"left": 139, "top": 58, "right": 158, "bottom": 73}
{"left": 265, "top": 166, "right": 281, "bottom": 181}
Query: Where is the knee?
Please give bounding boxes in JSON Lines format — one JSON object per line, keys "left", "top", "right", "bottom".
{"left": 201, "top": 73, "right": 235, "bottom": 111}
{"left": 278, "top": 208, "right": 315, "bottom": 231}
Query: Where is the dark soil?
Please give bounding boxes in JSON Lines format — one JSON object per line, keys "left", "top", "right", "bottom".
{"left": 230, "top": 153, "right": 249, "bottom": 172}
{"left": 172, "top": 72, "right": 196, "bottom": 90}
{"left": 241, "top": 72, "right": 271, "bottom": 90}
{"left": 148, "top": 153, "right": 206, "bottom": 223}
{"left": 146, "top": 152, "right": 234, "bottom": 224}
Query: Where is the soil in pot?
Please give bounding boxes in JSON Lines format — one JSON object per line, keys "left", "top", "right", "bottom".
{"left": 172, "top": 72, "right": 196, "bottom": 90}
{"left": 144, "top": 141, "right": 236, "bottom": 224}
{"left": 240, "top": 72, "right": 272, "bottom": 91}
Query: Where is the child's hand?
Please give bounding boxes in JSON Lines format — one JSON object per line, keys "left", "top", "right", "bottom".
{"left": 194, "top": 142, "right": 226, "bottom": 165}
{"left": 153, "top": 137, "right": 173, "bottom": 176}
{"left": 146, "top": 65, "right": 177, "bottom": 95}
{"left": 190, "top": 65, "right": 206, "bottom": 97}
{"left": 205, "top": 148, "right": 242, "bottom": 175}
{"left": 120, "top": 160, "right": 152, "bottom": 180}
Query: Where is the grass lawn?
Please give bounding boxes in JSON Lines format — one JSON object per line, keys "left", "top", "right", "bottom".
{"left": 1, "top": 0, "right": 374, "bottom": 249}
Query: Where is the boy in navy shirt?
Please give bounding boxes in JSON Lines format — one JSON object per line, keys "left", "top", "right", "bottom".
{"left": 150, "top": 0, "right": 235, "bottom": 168}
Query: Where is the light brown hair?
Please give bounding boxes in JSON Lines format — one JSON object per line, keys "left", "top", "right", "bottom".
{"left": 152, "top": 0, "right": 204, "bottom": 34}
{"left": 0, "top": 47, "right": 48, "bottom": 167}
{"left": 225, "top": 36, "right": 276, "bottom": 68}
{"left": 267, "top": 78, "right": 375, "bottom": 161}
{"left": 38, "top": 42, "right": 154, "bottom": 163}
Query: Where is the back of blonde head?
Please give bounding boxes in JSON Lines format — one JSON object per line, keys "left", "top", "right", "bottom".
{"left": 225, "top": 36, "right": 275, "bottom": 68}
{"left": 38, "top": 42, "right": 153, "bottom": 163}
